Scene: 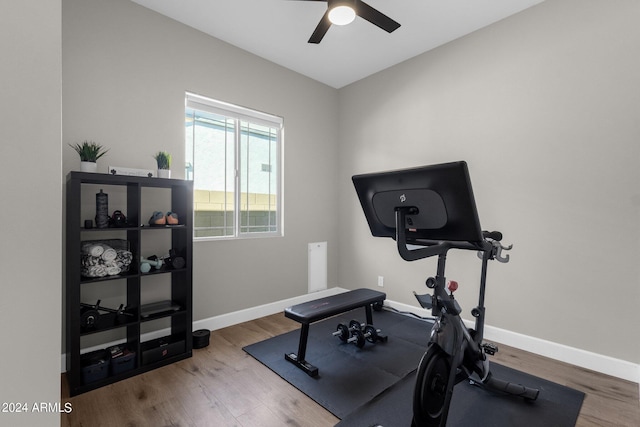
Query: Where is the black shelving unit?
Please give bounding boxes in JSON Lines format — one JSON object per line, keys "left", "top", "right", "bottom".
{"left": 65, "top": 172, "right": 193, "bottom": 396}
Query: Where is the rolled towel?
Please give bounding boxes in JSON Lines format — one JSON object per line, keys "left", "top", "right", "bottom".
{"left": 81, "top": 254, "right": 100, "bottom": 267}
{"left": 82, "top": 244, "right": 104, "bottom": 257}
{"left": 101, "top": 247, "right": 117, "bottom": 262}
{"left": 82, "top": 264, "right": 107, "bottom": 277}
{"left": 113, "top": 249, "right": 133, "bottom": 272}
{"left": 116, "top": 250, "right": 133, "bottom": 266}
{"left": 93, "top": 265, "right": 107, "bottom": 277}
{"left": 105, "top": 265, "right": 122, "bottom": 276}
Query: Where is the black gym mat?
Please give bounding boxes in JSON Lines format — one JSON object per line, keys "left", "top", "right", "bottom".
{"left": 244, "top": 308, "right": 428, "bottom": 418}
{"left": 243, "top": 309, "right": 585, "bottom": 426}
{"left": 337, "top": 362, "right": 585, "bottom": 427}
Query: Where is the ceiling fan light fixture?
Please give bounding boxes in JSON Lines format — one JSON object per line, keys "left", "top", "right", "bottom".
{"left": 328, "top": 5, "right": 356, "bottom": 26}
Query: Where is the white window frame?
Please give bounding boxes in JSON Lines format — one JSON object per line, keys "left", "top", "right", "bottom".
{"left": 185, "top": 92, "right": 283, "bottom": 240}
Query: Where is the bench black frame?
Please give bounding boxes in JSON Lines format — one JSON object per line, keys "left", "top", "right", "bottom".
{"left": 284, "top": 288, "right": 386, "bottom": 376}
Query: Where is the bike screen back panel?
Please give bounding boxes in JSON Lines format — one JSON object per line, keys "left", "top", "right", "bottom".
{"left": 352, "top": 161, "right": 483, "bottom": 243}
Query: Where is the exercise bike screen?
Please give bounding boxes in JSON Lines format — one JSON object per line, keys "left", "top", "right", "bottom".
{"left": 371, "top": 189, "right": 447, "bottom": 230}
{"left": 352, "top": 161, "right": 483, "bottom": 243}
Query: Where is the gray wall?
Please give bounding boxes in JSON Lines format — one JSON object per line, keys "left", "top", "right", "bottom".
{"left": 0, "top": 1, "right": 62, "bottom": 426}
{"left": 338, "top": 0, "right": 640, "bottom": 364}
{"left": 62, "top": 0, "right": 340, "bottom": 325}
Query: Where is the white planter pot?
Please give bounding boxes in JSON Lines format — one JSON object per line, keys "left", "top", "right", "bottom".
{"left": 80, "top": 161, "right": 97, "bottom": 173}
{"left": 157, "top": 169, "right": 171, "bottom": 179}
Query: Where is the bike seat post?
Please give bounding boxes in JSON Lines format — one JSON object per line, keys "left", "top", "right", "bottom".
{"left": 432, "top": 252, "right": 450, "bottom": 315}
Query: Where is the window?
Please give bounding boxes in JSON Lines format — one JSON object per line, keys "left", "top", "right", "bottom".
{"left": 185, "top": 92, "right": 283, "bottom": 239}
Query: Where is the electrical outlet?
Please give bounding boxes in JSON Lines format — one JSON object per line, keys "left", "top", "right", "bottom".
{"left": 377, "top": 276, "right": 384, "bottom": 287}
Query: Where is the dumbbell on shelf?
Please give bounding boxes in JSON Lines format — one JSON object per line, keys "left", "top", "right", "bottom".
{"left": 80, "top": 300, "right": 134, "bottom": 329}
{"left": 140, "top": 256, "right": 163, "bottom": 273}
{"left": 80, "top": 302, "right": 101, "bottom": 328}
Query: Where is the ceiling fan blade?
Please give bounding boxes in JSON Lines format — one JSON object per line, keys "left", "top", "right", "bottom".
{"left": 308, "top": 10, "right": 332, "bottom": 44}
{"left": 355, "top": 1, "right": 401, "bottom": 33}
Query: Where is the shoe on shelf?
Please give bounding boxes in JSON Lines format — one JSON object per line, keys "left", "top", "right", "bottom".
{"left": 149, "top": 211, "right": 166, "bottom": 226}
{"left": 166, "top": 212, "right": 179, "bottom": 225}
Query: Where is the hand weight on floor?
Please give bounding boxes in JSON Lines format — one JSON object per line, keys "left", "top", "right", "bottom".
{"left": 332, "top": 320, "right": 365, "bottom": 342}
{"left": 349, "top": 319, "right": 365, "bottom": 331}
{"left": 333, "top": 320, "right": 386, "bottom": 348}
{"left": 350, "top": 325, "right": 384, "bottom": 348}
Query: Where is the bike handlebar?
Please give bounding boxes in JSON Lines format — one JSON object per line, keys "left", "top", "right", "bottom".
{"left": 394, "top": 208, "right": 510, "bottom": 262}
{"left": 395, "top": 208, "right": 490, "bottom": 261}
{"left": 482, "top": 230, "right": 502, "bottom": 241}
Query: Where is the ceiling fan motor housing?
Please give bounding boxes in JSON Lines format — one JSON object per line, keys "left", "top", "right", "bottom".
{"left": 328, "top": 0, "right": 357, "bottom": 26}
{"left": 302, "top": 0, "right": 400, "bottom": 44}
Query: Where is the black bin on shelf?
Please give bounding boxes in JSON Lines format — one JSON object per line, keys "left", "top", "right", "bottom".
{"left": 81, "top": 349, "right": 109, "bottom": 384}
{"left": 107, "top": 346, "right": 136, "bottom": 375}
{"left": 111, "top": 352, "right": 135, "bottom": 375}
{"left": 141, "top": 335, "right": 185, "bottom": 365}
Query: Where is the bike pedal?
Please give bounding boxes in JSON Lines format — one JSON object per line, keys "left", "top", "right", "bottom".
{"left": 482, "top": 342, "right": 498, "bottom": 355}
{"left": 413, "top": 292, "right": 433, "bottom": 310}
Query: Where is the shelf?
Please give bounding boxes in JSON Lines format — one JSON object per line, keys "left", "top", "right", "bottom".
{"left": 80, "top": 271, "right": 138, "bottom": 284}
{"left": 141, "top": 266, "right": 186, "bottom": 276}
{"left": 66, "top": 171, "right": 193, "bottom": 396}
{"left": 81, "top": 226, "right": 139, "bottom": 232}
{"left": 80, "top": 312, "right": 138, "bottom": 336}
{"left": 140, "top": 300, "right": 182, "bottom": 321}
{"left": 81, "top": 225, "right": 187, "bottom": 232}
{"left": 141, "top": 224, "right": 187, "bottom": 229}
{"left": 68, "top": 171, "right": 190, "bottom": 187}
{"left": 141, "top": 309, "right": 187, "bottom": 322}
{"left": 79, "top": 267, "right": 188, "bottom": 283}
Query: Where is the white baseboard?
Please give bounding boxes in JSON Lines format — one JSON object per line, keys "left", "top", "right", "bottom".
{"left": 62, "top": 288, "right": 639, "bottom": 386}
{"left": 192, "top": 286, "right": 348, "bottom": 331}
{"left": 384, "top": 299, "right": 640, "bottom": 384}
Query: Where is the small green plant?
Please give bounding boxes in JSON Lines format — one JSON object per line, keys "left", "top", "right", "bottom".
{"left": 69, "top": 141, "right": 108, "bottom": 162}
{"left": 154, "top": 151, "right": 172, "bottom": 170}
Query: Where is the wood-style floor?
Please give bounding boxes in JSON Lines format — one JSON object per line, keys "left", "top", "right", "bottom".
{"left": 61, "top": 313, "right": 639, "bottom": 427}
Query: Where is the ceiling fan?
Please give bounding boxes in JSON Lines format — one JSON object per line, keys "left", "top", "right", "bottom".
{"left": 295, "top": 0, "right": 401, "bottom": 44}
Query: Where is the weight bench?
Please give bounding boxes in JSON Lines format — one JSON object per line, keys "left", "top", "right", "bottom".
{"left": 284, "top": 288, "right": 386, "bottom": 376}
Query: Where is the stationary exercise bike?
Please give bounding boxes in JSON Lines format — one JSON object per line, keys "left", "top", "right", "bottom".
{"left": 353, "top": 161, "right": 539, "bottom": 427}
{"left": 402, "top": 225, "right": 539, "bottom": 426}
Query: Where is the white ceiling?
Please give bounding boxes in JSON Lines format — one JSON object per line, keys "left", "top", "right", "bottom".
{"left": 130, "top": 0, "right": 545, "bottom": 88}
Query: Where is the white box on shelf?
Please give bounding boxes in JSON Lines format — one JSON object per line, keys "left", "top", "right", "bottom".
{"left": 107, "top": 166, "right": 155, "bottom": 177}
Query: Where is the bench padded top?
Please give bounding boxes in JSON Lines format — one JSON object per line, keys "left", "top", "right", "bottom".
{"left": 285, "top": 288, "right": 386, "bottom": 324}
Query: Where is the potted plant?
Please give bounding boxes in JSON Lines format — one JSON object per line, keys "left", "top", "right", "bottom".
{"left": 69, "top": 141, "right": 108, "bottom": 173}
{"left": 154, "top": 151, "right": 172, "bottom": 178}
